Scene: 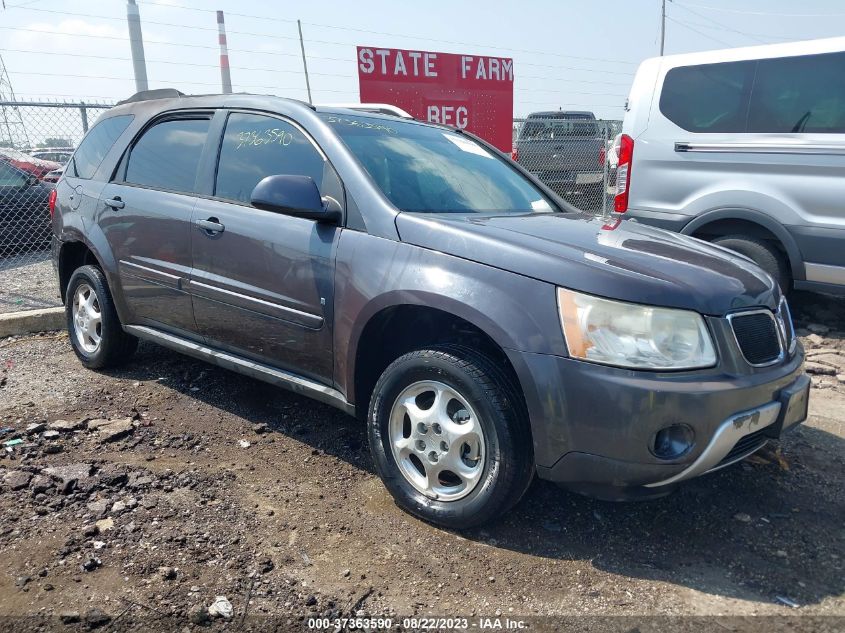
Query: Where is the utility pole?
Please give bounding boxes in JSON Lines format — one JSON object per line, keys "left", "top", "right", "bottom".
{"left": 127, "top": 0, "right": 149, "bottom": 92}
{"left": 217, "top": 11, "right": 232, "bottom": 93}
{"left": 297, "top": 20, "right": 312, "bottom": 104}
{"left": 660, "top": 0, "right": 667, "bottom": 55}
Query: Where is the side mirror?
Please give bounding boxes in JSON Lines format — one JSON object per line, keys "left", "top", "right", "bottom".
{"left": 250, "top": 175, "right": 341, "bottom": 223}
{"left": 26, "top": 174, "right": 40, "bottom": 187}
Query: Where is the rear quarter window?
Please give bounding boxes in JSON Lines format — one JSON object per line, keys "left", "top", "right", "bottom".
{"left": 69, "top": 115, "right": 133, "bottom": 179}
{"left": 748, "top": 51, "right": 845, "bottom": 133}
{"left": 659, "top": 61, "right": 754, "bottom": 133}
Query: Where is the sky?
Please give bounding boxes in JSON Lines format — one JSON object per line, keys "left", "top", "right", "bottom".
{"left": 1, "top": 0, "right": 844, "bottom": 121}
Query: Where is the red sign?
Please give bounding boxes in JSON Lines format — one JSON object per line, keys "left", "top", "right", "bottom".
{"left": 357, "top": 46, "right": 514, "bottom": 152}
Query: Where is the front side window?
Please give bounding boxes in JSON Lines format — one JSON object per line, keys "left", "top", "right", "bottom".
{"left": 215, "top": 112, "right": 341, "bottom": 204}
{"left": 749, "top": 51, "right": 845, "bottom": 133}
{"left": 660, "top": 61, "right": 754, "bottom": 133}
{"left": 70, "top": 114, "right": 133, "bottom": 179}
{"left": 322, "top": 113, "right": 554, "bottom": 214}
{"left": 125, "top": 117, "right": 210, "bottom": 194}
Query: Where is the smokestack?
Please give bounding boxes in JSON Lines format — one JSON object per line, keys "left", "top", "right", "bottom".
{"left": 217, "top": 10, "right": 232, "bottom": 94}
{"left": 126, "top": 0, "right": 149, "bottom": 92}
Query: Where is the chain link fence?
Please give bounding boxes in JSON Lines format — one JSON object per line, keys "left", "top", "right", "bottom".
{"left": 0, "top": 101, "right": 623, "bottom": 314}
{"left": 513, "top": 116, "right": 622, "bottom": 214}
{"left": 0, "top": 101, "right": 114, "bottom": 313}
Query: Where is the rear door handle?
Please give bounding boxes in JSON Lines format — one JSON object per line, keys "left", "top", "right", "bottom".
{"left": 104, "top": 197, "right": 125, "bottom": 209}
{"left": 196, "top": 218, "right": 225, "bottom": 234}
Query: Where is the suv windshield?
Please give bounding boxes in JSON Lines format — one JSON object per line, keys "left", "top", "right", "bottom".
{"left": 321, "top": 113, "right": 554, "bottom": 214}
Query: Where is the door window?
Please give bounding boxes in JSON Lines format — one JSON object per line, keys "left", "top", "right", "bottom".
{"left": 748, "top": 51, "right": 845, "bottom": 133}
{"left": 68, "top": 114, "right": 133, "bottom": 179}
{"left": 659, "top": 61, "right": 754, "bottom": 133}
{"left": 0, "top": 162, "right": 28, "bottom": 187}
{"left": 214, "top": 112, "right": 342, "bottom": 205}
{"left": 125, "top": 117, "right": 210, "bottom": 193}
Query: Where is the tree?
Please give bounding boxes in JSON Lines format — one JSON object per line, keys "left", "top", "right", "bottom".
{"left": 38, "top": 137, "right": 73, "bottom": 148}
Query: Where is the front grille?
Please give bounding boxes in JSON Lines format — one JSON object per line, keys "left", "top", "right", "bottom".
{"left": 729, "top": 311, "right": 782, "bottom": 366}
{"left": 718, "top": 429, "right": 768, "bottom": 467}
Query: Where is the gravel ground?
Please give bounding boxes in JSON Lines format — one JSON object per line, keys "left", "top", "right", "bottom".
{"left": 0, "top": 292, "right": 842, "bottom": 631}
{"left": 0, "top": 253, "right": 59, "bottom": 314}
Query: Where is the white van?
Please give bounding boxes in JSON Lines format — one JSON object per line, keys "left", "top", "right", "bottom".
{"left": 616, "top": 37, "right": 845, "bottom": 293}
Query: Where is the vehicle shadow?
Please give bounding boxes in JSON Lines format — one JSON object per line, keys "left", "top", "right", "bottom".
{"left": 101, "top": 341, "right": 844, "bottom": 610}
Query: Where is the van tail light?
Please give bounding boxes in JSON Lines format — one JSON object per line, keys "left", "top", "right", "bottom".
{"left": 599, "top": 145, "right": 606, "bottom": 167}
{"left": 48, "top": 189, "right": 57, "bottom": 217}
{"left": 511, "top": 147, "right": 519, "bottom": 162}
{"left": 614, "top": 134, "right": 634, "bottom": 213}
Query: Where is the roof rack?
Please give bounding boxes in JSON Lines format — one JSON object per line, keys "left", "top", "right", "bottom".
{"left": 117, "top": 88, "right": 186, "bottom": 105}
{"left": 318, "top": 103, "right": 414, "bottom": 119}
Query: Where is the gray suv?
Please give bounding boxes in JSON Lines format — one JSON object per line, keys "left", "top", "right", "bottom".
{"left": 52, "top": 90, "right": 809, "bottom": 529}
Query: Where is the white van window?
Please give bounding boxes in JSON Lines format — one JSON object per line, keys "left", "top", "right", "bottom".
{"left": 659, "top": 61, "right": 753, "bottom": 133}
{"left": 748, "top": 51, "right": 845, "bottom": 134}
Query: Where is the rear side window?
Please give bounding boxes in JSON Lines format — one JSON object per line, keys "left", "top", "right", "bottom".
{"left": 0, "top": 162, "right": 28, "bottom": 187}
{"left": 70, "top": 114, "right": 133, "bottom": 179}
{"left": 214, "top": 112, "right": 342, "bottom": 204}
{"left": 125, "top": 118, "right": 210, "bottom": 194}
{"left": 749, "top": 51, "right": 845, "bottom": 133}
{"left": 660, "top": 61, "right": 754, "bottom": 133}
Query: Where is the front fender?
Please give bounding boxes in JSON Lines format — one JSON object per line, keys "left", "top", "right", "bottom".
{"left": 334, "top": 231, "right": 565, "bottom": 400}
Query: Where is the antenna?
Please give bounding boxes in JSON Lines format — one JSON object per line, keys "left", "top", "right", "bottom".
{"left": 0, "top": 53, "right": 30, "bottom": 149}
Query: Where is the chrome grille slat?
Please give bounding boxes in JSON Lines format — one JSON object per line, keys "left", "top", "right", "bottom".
{"left": 727, "top": 306, "right": 788, "bottom": 367}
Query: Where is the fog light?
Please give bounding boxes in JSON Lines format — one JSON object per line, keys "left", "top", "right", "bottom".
{"left": 651, "top": 424, "right": 695, "bottom": 460}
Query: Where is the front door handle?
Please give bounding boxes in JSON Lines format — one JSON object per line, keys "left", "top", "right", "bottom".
{"left": 196, "top": 218, "right": 225, "bottom": 235}
{"left": 104, "top": 197, "right": 125, "bottom": 209}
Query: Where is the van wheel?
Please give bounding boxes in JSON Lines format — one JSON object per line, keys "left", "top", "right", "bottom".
{"left": 711, "top": 235, "right": 791, "bottom": 292}
{"left": 367, "top": 345, "right": 534, "bottom": 530}
{"left": 66, "top": 265, "right": 137, "bottom": 369}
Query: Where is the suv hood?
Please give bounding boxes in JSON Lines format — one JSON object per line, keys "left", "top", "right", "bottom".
{"left": 395, "top": 212, "right": 779, "bottom": 315}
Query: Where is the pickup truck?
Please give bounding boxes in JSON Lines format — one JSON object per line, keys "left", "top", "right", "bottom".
{"left": 513, "top": 111, "right": 605, "bottom": 207}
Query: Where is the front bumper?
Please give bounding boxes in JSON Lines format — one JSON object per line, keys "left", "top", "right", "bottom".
{"left": 506, "top": 341, "right": 807, "bottom": 497}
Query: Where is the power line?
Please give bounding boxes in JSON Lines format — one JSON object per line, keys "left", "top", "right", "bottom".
{"left": 300, "top": 21, "right": 639, "bottom": 66}
{"left": 28, "top": 1, "right": 641, "bottom": 68}
{"left": 0, "top": 48, "right": 355, "bottom": 78}
{"left": 3, "top": 70, "right": 354, "bottom": 93}
{"left": 0, "top": 47, "right": 632, "bottom": 87}
{"left": 136, "top": 0, "right": 298, "bottom": 24}
{"left": 5, "top": 6, "right": 304, "bottom": 42}
{"left": 672, "top": 21, "right": 795, "bottom": 43}
{"left": 0, "top": 25, "right": 305, "bottom": 59}
{"left": 0, "top": 25, "right": 637, "bottom": 78}
{"left": 671, "top": 2, "right": 768, "bottom": 44}
{"left": 665, "top": 16, "right": 732, "bottom": 47}
{"left": 676, "top": 1, "right": 845, "bottom": 18}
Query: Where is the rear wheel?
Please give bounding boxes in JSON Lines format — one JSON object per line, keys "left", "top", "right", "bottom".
{"left": 367, "top": 345, "right": 534, "bottom": 530}
{"left": 66, "top": 265, "right": 137, "bottom": 369}
{"left": 711, "top": 234, "right": 791, "bottom": 292}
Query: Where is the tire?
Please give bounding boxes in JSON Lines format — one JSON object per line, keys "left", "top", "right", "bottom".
{"left": 711, "top": 234, "right": 791, "bottom": 292}
{"left": 66, "top": 264, "right": 137, "bottom": 369}
{"left": 368, "top": 345, "right": 534, "bottom": 530}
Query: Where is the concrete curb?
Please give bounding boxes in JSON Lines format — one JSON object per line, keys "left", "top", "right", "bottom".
{"left": 0, "top": 307, "right": 66, "bottom": 338}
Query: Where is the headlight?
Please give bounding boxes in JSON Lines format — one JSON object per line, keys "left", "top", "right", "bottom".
{"left": 557, "top": 288, "right": 717, "bottom": 370}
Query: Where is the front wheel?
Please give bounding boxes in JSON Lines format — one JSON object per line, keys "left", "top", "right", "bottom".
{"left": 367, "top": 345, "right": 534, "bottom": 530}
{"left": 66, "top": 265, "right": 137, "bottom": 369}
{"left": 711, "top": 234, "right": 791, "bottom": 292}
